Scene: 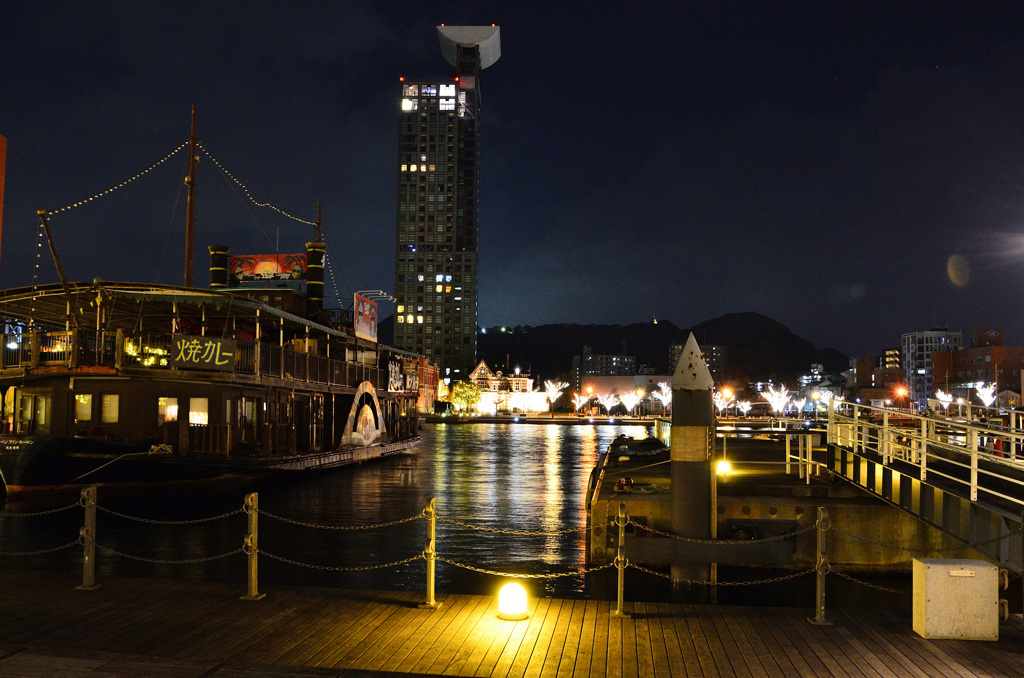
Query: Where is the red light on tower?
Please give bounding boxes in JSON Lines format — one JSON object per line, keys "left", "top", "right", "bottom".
{"left": 399, "top": 76, "right": 405, "bottom": 82}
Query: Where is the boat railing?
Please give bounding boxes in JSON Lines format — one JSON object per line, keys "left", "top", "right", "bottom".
{"left": 0, "top": 329, "right": 388, "bottom": 391}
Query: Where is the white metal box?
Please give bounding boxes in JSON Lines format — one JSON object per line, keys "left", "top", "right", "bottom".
{"left": 912, "top": 558, "right": 998, "bottom": 640}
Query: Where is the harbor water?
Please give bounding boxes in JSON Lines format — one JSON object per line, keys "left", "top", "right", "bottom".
{"left": 0, "top": 422, "right": 911, "bottom": 608}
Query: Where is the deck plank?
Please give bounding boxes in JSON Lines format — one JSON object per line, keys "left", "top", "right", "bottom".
{"left": 569, "top": 599, "right": 598, "bottom": 678}
{"left": 501, "top": 597, "right": 554, "bottom": 678}
{"left": 538, "top": 597, "right": 576, "bottom": 678}
{"left": 3, "top": 569, "right": 1024, "bottom": 678}
{"left": 390, "top": 594, "right": 477, "bottom": 674}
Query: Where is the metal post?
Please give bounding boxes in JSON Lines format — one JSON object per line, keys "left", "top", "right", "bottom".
{"left": 420, "top": 498, "right": 441, "bottom": 609}
{"left": 610, "top": 502, "right": 630, "bottom": 619}
{"left": 241, "top": 492, "right": 265, "bottom": 600}
{"left": 785, "top": 434, "right": 792, "bottom": 475}
{"left": 808, "top": 506, "right": 831, "bottom": 625}
{"left": 76, "top": 486, "right": 100, "bottom": 590}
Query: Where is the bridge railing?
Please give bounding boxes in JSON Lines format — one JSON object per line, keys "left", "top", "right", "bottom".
{"left": 829, "top": 400, "right": 1024, "bottom": 512}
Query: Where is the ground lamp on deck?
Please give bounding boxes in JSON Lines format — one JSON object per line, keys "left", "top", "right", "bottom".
{"left": 497, "top": 582, "right": 528, "bottom": 620}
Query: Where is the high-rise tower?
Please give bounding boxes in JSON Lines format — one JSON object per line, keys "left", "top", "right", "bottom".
{"left": 393, "top": 25, "right": 501, "bottom": 385}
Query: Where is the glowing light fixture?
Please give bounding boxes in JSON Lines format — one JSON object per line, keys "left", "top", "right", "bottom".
{"left": 497, "top": 582, "right": 528, "bottom": 620}
{"left": 716, "top": 460, "right": 732, "bottom": 475}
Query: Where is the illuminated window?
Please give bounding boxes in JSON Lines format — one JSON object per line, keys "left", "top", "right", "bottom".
{"left": 440, "top": 84, "right": 456, "bottom": 97}
{"left": 435, "top": 284, "right": 443, "bottom": 293}
{"left": 397, "top": 316, "right": 404, "bottom": 324}
{"left": 158, "top": 397, "right": 178, "bottom": 425}
{"left": 440, "top": 99, "right": 455, "bottom": 111}
{"left": 422, "top": 85, "right": 437, "bottom": 96}
{"left": 74, "top": 394, "right": 92, "bottom": 423}
{"left": 417, "top": 316, "right": 424, "bottom": 324}
{"left": 406, "top": 314, "right": 414, "bottom": 323}
{"left": 401, "top": 99, "right": 418, "bottom": 111}
{"left": 189, "top": 398, "right": 209, "bottom": 425}
{"left": 403, "top": 84, "right": 420, "bottom": 96}
{"left": 101, "top": 394, "right": 119, "bottom": 424}
{"left": 397, "top": 305, "right": 405, "bottom": 313}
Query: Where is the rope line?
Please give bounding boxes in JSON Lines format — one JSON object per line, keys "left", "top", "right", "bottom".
{"left": 260, "top": 550, "right": 423, "bottom": 572}
{"left": 0, "top": 540, "right": 80, "bottom": 556}
{"left": 197, "top": 144, "right": 316, "bottom": 226}
{"left": 258, "top": 508, "right": 425, "bottom": 531}
{"left": 436, "top": 514, "right": 589, "bottom": 536}
{"left": 97, "top": 505, "right": 244, "bottom": 525}
{"left": 437, "top": 556, "right": 615, "bottom": 579}
{"left": 47, "top": 142, "right": 189, "bottom": 215}
{"left": 96, "top": 543, "right": 242, "bottom": 564}
{"left": 0, "top": 503, "right": 80, "bottom": 517}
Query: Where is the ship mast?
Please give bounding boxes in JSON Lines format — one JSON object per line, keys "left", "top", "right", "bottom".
{"left": 183, "top": 105, "right": 198, "bottom": 287}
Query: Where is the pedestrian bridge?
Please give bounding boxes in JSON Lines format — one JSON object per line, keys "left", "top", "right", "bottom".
{"left": 827, "top": 401, "right": 1024, "bottom": 574}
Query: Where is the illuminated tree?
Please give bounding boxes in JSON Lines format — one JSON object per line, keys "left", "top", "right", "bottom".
{"left": 619, "top": 392, "right": 641, "bottom": 416}
{"left": 543, "top": 380, "right": 569, "bottom": 412}
{"left": 737, "top": 401, "right": 752, "bottom": 416}
{"left": 713, "top": 391, "right": 734, "bottom": 415}
{"left": 449, "top": 380, "right": 481, "bottom": 412}
{"left": 596, "top": 394, "right": 619, "bottom": 416}
{"left": 935, "top": 390, "right": 953, "bottom": 413}
{"left": 652, "top": 383, "right": 672, "bottom": 413}
{"left": 792, "top": 398, "right": 807, "bottom": 416}
{"left": 976, "top": 382, "right": 997, "bottom": 408}
{"left": 761, "top": 385, "right": 790, "bottom": 415}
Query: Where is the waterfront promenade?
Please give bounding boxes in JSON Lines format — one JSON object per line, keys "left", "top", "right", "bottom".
{"left": 0, "top": 569, "right": 1021, "bottom": 677}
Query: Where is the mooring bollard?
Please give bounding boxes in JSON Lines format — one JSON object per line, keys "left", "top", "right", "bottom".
{"left": 241, "top": 492, "right": 265, "bottom": 600}
{"left": 420, "top": 498, "right": 440, "bottom": 609}
{"left": 809, "top": 506, "right": 831, "bottom": 625}
{"left": 610, "top": 502, "right": 630, "bottom": 619}
{"left": 76, "top": 485, "right": 100, "bottom": 591}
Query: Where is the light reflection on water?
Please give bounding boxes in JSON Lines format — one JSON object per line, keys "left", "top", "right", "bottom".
{"left": 0, "top": 423, "right": 645, "bottom": 600}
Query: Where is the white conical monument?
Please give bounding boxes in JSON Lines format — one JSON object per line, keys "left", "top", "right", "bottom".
{"left": 669, "top": 332, "right": 715, "bottom": 597}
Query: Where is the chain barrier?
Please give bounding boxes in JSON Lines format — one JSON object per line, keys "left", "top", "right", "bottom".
{"left": 436, "top": 514, "right": 589, "bottom": 536}
{"left": 437, "top": 556, "right": 615, "bottom": 580}
{"left": 96, "top": 504, "right": 244, "bottom": 525}
{"left": 260, "top": 550, "right": 424, "bottom": 572}
{"left": 627, "top": 562, "right": 817, "bottom": 587}
{"left": 0, "top": 502, "right": 80, "bottom": 518}
{"left": 829, "top": 522, "right": 1024, "bottom": 553}
{"left": 257, "top": 507, "right": 425, "bottom": 531}
{"left": 629, "top": 519, "right": 818, "bottom": 544}
{"left": 0, "top": 540, "right": 81, "bottom": 557}
{"left": 96, "top": 543, "right": 243, "bottom": 564}
{"left": 828, "top": 568, "right": 904, "bottom": 594}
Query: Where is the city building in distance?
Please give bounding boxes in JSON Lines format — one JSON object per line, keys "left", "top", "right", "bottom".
{"left": 901, "top": 328, "right": 962, "bottom": 409}
{"left": 393, "top": 25, "right": 501, "bottom": 386}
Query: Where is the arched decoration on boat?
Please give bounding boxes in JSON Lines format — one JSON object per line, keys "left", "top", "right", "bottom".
{"left": 341, "top": 381, "right": 389, "bottom": 447}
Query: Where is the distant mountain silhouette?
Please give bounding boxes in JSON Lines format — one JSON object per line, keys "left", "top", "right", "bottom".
{"left": 475, "top": 312, "right": 848, "bottom": 387}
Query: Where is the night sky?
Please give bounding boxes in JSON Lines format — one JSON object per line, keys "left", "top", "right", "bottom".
{"left": 3, "top": 2, "right": 1024, "bottom": 359}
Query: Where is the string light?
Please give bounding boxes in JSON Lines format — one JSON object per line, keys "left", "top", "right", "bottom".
{"left": 197, "top": 143, "right": 316, "bottom": 226}
{"left": 46, "top": 141, "right": 189, "bottom": 216}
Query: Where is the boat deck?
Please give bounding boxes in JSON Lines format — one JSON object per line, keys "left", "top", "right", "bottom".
{"left": 0, "top": 569, "right": 1020, "bottom": 677}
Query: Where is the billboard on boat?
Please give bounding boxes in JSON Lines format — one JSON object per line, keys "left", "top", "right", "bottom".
{"left": 229, "top": 253, "right": 307, "bottom": 282}
{"left": 171, "top": 335, "right": 237, "bottom": 371}
{"left": 354, "top": 293, "right": 378, "bottom": 342}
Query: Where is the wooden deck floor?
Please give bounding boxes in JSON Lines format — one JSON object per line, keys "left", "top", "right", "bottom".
{"left": 0, "top": 569, "right": 1021, "bottom": 677}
